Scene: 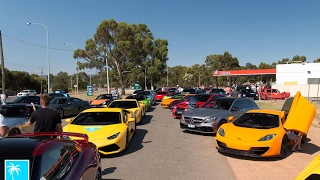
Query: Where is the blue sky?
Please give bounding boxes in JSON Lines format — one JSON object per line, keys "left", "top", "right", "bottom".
{"left": 1, "top": 0, "right": 320, "bottom": 75}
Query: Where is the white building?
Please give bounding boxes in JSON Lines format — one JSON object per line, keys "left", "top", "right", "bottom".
{"left": 274, "top": 62, "right": 320, "bottom": 98}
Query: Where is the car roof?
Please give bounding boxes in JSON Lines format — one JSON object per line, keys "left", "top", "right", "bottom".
{"left": 0, "top": 137, "right": 59, "bottom": 157}
{"left": 83, "top": 108, "right": 123, "bottom": 113}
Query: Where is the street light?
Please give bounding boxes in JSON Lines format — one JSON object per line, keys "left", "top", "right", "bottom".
{"left": 62, "top": 42, "right": 78, "bottom": 95}
{"left": 27, "top": 22, "right": 50, "bottom": 93}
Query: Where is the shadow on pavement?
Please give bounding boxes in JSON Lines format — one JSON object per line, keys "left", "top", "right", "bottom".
{"left": 139, "top": 115, "right": 153, "bottom": 126}
{"left": 102, "top": 129, "right": 149, "bottom": 158}
{"left": 182, "top": 130, "right": 215, "bottom": 137}
{"left": 102, "top": 167, "right": 117, "bottom": 176}
{"left": 301, "top": 142, "right": 320, "bottom": 155}
{"left": 147, "top": 107, "right": 156, "bottom": 112}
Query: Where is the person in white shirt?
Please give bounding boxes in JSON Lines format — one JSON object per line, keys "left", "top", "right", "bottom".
{"left": 0, "top": 102, "right": 9, "bottom": 138}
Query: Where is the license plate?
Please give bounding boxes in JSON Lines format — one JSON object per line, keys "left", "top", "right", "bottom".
{"left": 188, "top": 124, "right": 195, "bottom": 128}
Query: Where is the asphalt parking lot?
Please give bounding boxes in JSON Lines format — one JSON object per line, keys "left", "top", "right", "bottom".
{"left": 61, "top": 103, "right": 236, "bottom": 180}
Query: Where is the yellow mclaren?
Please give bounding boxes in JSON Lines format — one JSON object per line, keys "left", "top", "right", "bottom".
{"left": 295, "top": 154, "right": 320, "bottom": 179}
{"left": 216, "top": 91, "right": 316, "bottom": 159}
{"left": 63, "top": 108, "right": 136, "bottom": 155}
{"left": 161, "top": 94, "right": 184, "bottom": 108}
{"left": 107, "top": 99, "right": 145, "bottom": 124}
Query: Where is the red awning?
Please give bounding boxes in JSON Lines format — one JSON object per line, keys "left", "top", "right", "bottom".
{"left": 212, "top": 69, "right": 276, "bottom": 76}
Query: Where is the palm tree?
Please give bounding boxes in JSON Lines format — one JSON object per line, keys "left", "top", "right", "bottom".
{"left": 7, "top": 163, "right": 21, "bottom": 180}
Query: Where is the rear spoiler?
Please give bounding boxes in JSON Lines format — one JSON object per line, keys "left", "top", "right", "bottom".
{"left": 14, "top": 132, "right": 89, "bottom": 143}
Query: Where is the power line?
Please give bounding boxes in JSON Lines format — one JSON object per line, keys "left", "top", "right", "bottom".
{"left": 2, "top": 34, "right": 74, "bottom": 52}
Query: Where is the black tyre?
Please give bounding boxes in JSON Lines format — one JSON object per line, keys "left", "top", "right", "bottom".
{"left": 57, "top": 109, "right": 64, "bottom": 119}
{"left": 134, "top": 119, "right": 137, "bottom": 135}
{"left": 95, "top": 169, "right": 101, "bottom": 180}
{"left": 280, "top": 136, "right": 289, "bottom": 159}
{"left": 8, "top": 128, "right": 21, "bottom": 136}
{"left": 124, "top": 130, "right": 129, "bottom": 151}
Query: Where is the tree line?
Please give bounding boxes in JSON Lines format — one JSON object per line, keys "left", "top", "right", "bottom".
{"left": 2, "top": 19, "right": 320, "bottom": 94}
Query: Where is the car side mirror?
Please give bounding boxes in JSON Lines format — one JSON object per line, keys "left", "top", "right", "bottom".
{"left": 231, "top": 107, "right": 239, "bottom": 111}
{"left": 128, "top": 118, "right": 135, "bottom": 123}
{"left": 228, "top": 116, "right": 234, "bottom": 121}
{"left": 65, "top": 118, "right": 72, "bottom": 123}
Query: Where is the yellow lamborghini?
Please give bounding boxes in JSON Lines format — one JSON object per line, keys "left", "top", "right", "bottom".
{"left": 295, "top": 154, "right": 320, "bottom": 179}
{"left": 63, "top": 108, "right": 136, "bottom": 155}
{"left": 216, "top": 91, "right": 316, "bottom": 158}
{"left": 107, "top": 99, "right": 145, "bottom": 124}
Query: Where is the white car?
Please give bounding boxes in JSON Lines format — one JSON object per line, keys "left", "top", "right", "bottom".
{"left": 17, "top": 90, "right": 37, "bottom": 97}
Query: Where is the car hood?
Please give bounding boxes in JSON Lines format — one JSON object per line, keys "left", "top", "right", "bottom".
{"left": 223, "top": 123, "right": 280, "bottom": 142}
{"left": 184, "top": 108, "right": 227, "bottom": 117}
{"left": 64, "top": 124, "right": 125, "bottom": 141}
{"left": 4, "top": 117, "right": 25, "bottom": 128}
{"left": 283, "top": 91, "right": 316, "bottom": 134}
{"left": 295, "top": 154, "right": 320, "bottom": 180}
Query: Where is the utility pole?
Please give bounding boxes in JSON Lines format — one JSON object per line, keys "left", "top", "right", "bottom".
{"left": 166, "top": 66, "right": 169, "bottom": 87}
{"left": 71, "top": 76, "right": 73, "bottom": 91}
{"left": 40, "top": 66, "right": 43, "bottom": 94}
{"left": 0, "top": 30, "right": 6, "bottom": 103}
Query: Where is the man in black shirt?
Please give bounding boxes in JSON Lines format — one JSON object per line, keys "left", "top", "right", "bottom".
{"left": 228, "top": 87, "right": 240, "bottom": 98}
{"left": 28, "top": 94, "right": 63, "bottom": 133}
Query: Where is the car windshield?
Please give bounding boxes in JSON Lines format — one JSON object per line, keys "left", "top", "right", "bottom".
{"left": 11, "top": 97, "right": 24, "bottom": 103}
{"left": 71, "top": 112, "right": 121, "bottom": 125}
{"left": 49, "top": 94, "right": 63, "bottom": 98}
{"left": 108, "top": 101, "right": 138, "bottom": 108}
{"left": 96, "top": 94, "right": 112, "bottom": 100}
{"left": 201, "top": 96, "right": 225, "bottom": 108}
{"left": 210, "top": 99, "right": 234, "bottom": 110}
{"left": 50, "top": 98, "right": 67, "bottom": 104}
{"left": 233, "top": 113, "right": 280, "bottom": 129}
{"left": 156, "top": 92, "right": 167, "bottom": 95}
{"left": 0, "top": 106, "right": 24, "bottom": 117}
{"left": 137, "top": 91, "right": 150, "bottom": 96}
{"left": 194, "top": 95, "right": 211, "bottom": 102}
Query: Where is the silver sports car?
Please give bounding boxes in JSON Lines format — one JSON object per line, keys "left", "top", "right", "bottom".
{"left": 0, "top": 103, "right": 41, "bottom": 136}
{"left": 180, "top": 97, "right": 260, "bottom": 134}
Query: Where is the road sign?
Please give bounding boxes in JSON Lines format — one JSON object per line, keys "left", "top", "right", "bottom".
{"left": 87, "top": 85, "right": 93, "bottom": 96}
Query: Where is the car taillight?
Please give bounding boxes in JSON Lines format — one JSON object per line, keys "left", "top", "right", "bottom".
{"left": 184, "top": 109, "right": 187, "bottom": 113}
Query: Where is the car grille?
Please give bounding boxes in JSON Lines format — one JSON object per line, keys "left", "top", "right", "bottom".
{"left": 98, "top": 144, "right": 120, "bottom": 153}
{"left": 184, "top": 117, "right": 204, "bottom": 124}
{"left": 216, "top": 140, "right": 269, "bottom": 156}
{"left": 180, "top": 124, "right": 214, "bottom": 132}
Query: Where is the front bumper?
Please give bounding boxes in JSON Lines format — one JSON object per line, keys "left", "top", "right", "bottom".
{"left": 94, "top": 136, "right": 127, "bottom": 155}
{"left": 180, "top": 123, "right": 214, "bottom": 133}
{"left": 215, "top": 135, "right": 281, "bottom": 157}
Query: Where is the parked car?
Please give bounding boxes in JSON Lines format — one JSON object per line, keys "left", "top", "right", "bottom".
{"left": 260, "top": 88, "right": 290, "bottom": 100}
{"left": 17, "top": 90, "right": 37, "bottom": 97}
{"left": 169, "top": 94, "right": 195, "bottom": 109}
{"left": 296, "top": 154, "right": 320, "bottom": 179}
{"left": 216, "top": 91, "right": 315, "bottom": 159}
{"left": 126, "top": 95, "right": 151, "bottom": 110}
{"left": 8, "top": 96, "right": 40, "bottom": 104}
{"left": 180, "top": 97, "right": 260, "bottom": 134}
{"left": 64, "top": 108, "right": 136, "bottom": 155}
{"left": 48, "top": 93, "right": 70, "bottom": 101}
{"left": 136, "top": 90, "right": 156, "bottom": 105}
{"left": 171, "top": 95, "right": 197, "bottom": 118}
{"left": 0, "top": 132, "right": 101, "bottom": 180}
{"left": 49, "top": 97, "right": 90, "bottom": 118}
{"left": 132, "top": 90, "right": 144, "bottom": 96}
{"left": 193, "top": 93, "right": 223, "bottom": 107}
{"left": 210, "top": 88, "right": 226, "bottom": 95}
{"left": 90, "top": 93, "right": 113, "bottom": 107}
{"left": 155, "top": 91, "right": 168, "bottom": 101}
{"left": 0, "top": 103, "right": 41, "bottom": 136}
{"left": 54, "top": 89, "right": 65, "bottom": 94}
{"left": 239, "top": 87, "right": 259, "bottom": 100}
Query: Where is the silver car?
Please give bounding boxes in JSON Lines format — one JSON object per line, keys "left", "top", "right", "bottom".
{"left": 0, "top": 103, "right": 41, "bottom": 136}
{"left": 180, "top": 97, "right": 260, "bottom": 134}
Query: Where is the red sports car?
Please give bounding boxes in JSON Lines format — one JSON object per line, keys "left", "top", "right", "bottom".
{"left": 155, "top": 91, "right": 168, "bottom": 101}
{"left": 0, "top": 132, "right": 101, "bottom": 180}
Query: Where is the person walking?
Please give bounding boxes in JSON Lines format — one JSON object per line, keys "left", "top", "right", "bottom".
{"left": 28, "top": 94, "right": 63, "bottom": 133}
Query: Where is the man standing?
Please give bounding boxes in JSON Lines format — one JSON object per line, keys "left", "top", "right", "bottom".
{"left": 228, "top": 87, "right": 240, "bottom": 97}
{"left": 28, "top": 94, "right": 62, "bottom": 133}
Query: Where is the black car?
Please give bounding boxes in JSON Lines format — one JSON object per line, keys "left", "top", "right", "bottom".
{"left": 181, "top": 88, "right": 196, "bottom": 94}
{"left": 8, "top": 96, "right": 40, "bottom": 104}
{"left": 0, "top": 132, "right": 101, "bottom": 180}
{"left": 239, "top": 88, "right": 259, "bottom": 100}
{"left": 48, "top": 93, "right": 70, "bottom": 101}
{"left": 210, "top": 88, "right": 226, "bottom": 95}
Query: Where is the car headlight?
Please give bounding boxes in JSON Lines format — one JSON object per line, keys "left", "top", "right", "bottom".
{"left": 256, "top": 94, "right": 258, "bottom": 96}
{"left": 218, "top": 128, "right": 225, "bottom": 137}
{"left": 258, "top": 134, "right": 276, "bottom": 141}
{"left": 173, "top": 105, "right": 177, "bottom": 108}
{"left": 243, "top": 94, "right": 246, "bottom": 97}
{"left": 108, "top": 132, "right": 120, "bottom": 140}
{"left": 204, "top": 117, "right": 217, "bottom": 123}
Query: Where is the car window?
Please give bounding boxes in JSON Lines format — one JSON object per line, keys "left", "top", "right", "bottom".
{"left": 194, "top": 95, "right": 211, "bottom": 102}
{"left": 51, "top": 98, "right": 67, "bottom": 104}
{"left": 232, "top": 100, "right": 243, "bottom": 109}
{"left": 233, "top": 113, "right": 280, "bottom": 128}
{"left": 71, "top": 112, "right": 121, "bottom": 125}
{"left": 242, "top": 100, "right": 253, "bottom": 108}
{"left": 212, "top": 100, "right": 234, "bottom": 110}
{"left": 108, "top": 101, "right": 138, "bottom": 108}
{"left": 96, "top": 94, "right": 112, "bottom": 99}
{"left": 67, "top": 98, "right": 76, "bottom": 104}
{"left": 40, "top": 145, "right": 78, "bottom": 179}
{"left": 0, "top": 107, "right": 23, "bottom": 117}
{"left": 249, "top": 100, "right": 259, "bottom": 108}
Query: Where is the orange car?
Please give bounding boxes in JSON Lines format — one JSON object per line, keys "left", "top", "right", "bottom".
{"left": 90, "top": 94, "right": 113, "bottom": 107}
{"left": 161, "top": 94, "right": 185, "bottom": 108}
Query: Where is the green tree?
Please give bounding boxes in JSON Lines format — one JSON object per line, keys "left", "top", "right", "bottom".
{"left": 291, "top": 55, "right": 307, "bottom": 62}
{"left": 313, "top": 58, "right": 320, "bottom": 63}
